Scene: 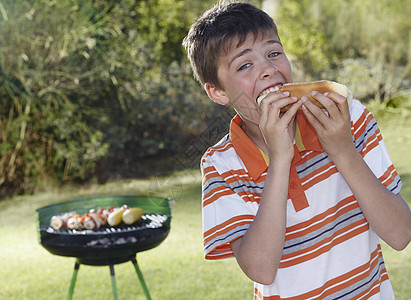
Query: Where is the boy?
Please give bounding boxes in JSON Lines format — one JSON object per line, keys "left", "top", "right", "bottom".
{"left": 183, "top": 1, "right": 411, "bottom": 299}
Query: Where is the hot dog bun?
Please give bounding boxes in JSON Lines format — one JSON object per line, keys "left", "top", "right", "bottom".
{"left": 256, "top": 80, "right": 353, "bottom": 112}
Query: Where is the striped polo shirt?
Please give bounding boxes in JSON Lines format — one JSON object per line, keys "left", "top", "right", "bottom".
{"left": 201, "top": 100, "right": 401, "bottom": 299}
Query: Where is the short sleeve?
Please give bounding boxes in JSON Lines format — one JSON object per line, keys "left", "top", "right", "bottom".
{"left": 201, "top": 150, "right": 259, "bottom": 260}
{"left": 351, "top": 100, "right": 402, "bottom": 194}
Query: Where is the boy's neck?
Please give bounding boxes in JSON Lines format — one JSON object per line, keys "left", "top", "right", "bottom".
{"left": 240, "top": 120, "right": 270, "bottom": 154}
{"left": 240, "top": 118, "right": 297, "bottom": 155}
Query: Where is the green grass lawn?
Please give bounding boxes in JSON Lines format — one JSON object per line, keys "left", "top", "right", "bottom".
{"left": 0, "top": 108, "right": 410, "bottom": 300}
{"left": 0, "top": 171, "right": 251, "bottom": 300}
{"left": 371, "top": 107, "right": 411, "bottom": 300}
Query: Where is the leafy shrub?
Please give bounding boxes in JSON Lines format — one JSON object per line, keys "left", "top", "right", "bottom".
{"left": 276, "top": 0, "right": 411, "bottom": 102}
{"left": 0, "top": 1, "right": 110, "bottom": 194}
{"left": 0, "top": 0, "right": 226, "bottom": 196}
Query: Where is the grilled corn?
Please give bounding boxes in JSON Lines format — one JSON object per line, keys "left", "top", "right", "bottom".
{"left": 107, "top": 207, "right": 125, "bottom": 226}
{"left": 122, "top": 207, "right": 144, "bottom": 225}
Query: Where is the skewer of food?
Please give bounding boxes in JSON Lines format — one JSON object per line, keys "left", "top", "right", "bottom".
{"left": 50, "top": 212, "right": 75, "bottom": 230}
{"left": 67, "top": 214, "right": 83, "bottom": 230}
{"left": 49, "top": 205, "right": 145, "bottom": 231}
{"left": 82, "top": 212, "right": 105, "bottom": 230}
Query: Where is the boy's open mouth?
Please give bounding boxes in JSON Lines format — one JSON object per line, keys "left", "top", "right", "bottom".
{"left": 256, "top": 83, "right": 284, "bottom": 105}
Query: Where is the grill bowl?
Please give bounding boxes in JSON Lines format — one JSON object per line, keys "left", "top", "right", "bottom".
{"left": 36, "top": 195, "right": 172, "bottom": 265}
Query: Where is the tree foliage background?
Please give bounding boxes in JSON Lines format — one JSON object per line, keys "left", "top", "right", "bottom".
{"left": 0, "top": 0, "right": 409, "bottom": 197}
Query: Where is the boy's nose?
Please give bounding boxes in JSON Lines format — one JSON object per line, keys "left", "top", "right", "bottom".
{"left": 260, "top": 60, "right": 278, "bottom": 79}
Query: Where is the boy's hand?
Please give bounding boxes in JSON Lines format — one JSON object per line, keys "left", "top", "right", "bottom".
{"left": 259, "top": 91, "right": 301, "bottom": 162}
{"left": 301, "top": 91, "right": 354, "bottom": 160}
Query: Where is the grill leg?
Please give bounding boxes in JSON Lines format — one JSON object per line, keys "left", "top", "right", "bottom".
{"left": 67, "top": 261, "right": 80, "bottom": 300}
{"left": 109, "top": 264, "right": 118, "bottom": 300}
{"left": 131, "top": 257, "right": 152, "bottom": 300}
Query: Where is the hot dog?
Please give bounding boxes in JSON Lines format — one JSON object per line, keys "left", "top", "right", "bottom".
{"left": 256, "top": 80, "right": 352, "bottom": 112}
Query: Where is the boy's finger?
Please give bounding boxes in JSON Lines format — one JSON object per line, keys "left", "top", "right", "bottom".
{"left": 310, "top": 91, "right": 339, "bottom": 116}
{"left": 259, "top": 91, "right": 289, "bottom": 110}
{"left": 260, "top": 93, "right": 298, "bottom": 119}
{"left": 302, "top": 96, "right": 329, "bottom": 122}
{"left": 301, "top": 98, "right": 325, "bottom": 130}
{"left": 281, "top": 99, "right": 302, "bottom": 120}
{"left": 324, "top": 92, "right": 350, "bottom": 119}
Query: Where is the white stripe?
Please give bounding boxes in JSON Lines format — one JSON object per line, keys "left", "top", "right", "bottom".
{"left": 280, "top": 221, "right": 368, "bottom": 264}
{"left": 302, "top": 164, "right": 336, "bottom": 186}
{"left": 224, "top": 173, "right": 250, "bottom": 181}
{"left": 306, "top": 248, "right": 382, "bottom": 300}
{"left": 354, "top": 111, "right": 372, "bottom": 136}
{"left": 380, "top": 167, "right": 396, "bottom": 186}
{"left": 207, "top": 140, "right": 232, "bottom": 154}
{"left": 362, "top": 132, "right": 381, "bottom": 154}
{"left": 301, "top": 151, "right": 314, "bottom": 159}
{"left": 357, "top": 283, "right": 380, "bottom": 300}
{"left": 254, "top": 291, "right": 263, "bottom": 300}
{"left": 203, "top": 168, "right": 218, "bottom": 179}
{"left": 285, "top": 198, "right": 357, "bottom": 236}
{"left": 204, "top": 217, "right": 254, "bottom": 242}
{"left": 202, "top": 187, "right": 232, "bottom": 205}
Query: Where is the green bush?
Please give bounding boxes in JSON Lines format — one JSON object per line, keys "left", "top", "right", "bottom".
{"left": 276, "top": 0, "right": 411, "bottom": 102}
{"left": 0, "top": 1, "right": 110, "bottom": 194}
{"left": 0, "top": 0, "right": 226, "bottom": 196}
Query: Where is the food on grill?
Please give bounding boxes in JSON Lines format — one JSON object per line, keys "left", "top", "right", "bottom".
{"left": 82, "top": 212, "right": 105, "bottom": 230}
{"left": 49, "top": 205, "right": 145, "bottom": 231}
{"left": 50, "top": 212, "right": 75, "bottom": 230}
{"left": 67, "top": 214, "right": 83, "bottom": 230}
{"left": 122, "top": 207, "right": 144, "bottom": 225}
{"left": 107, "top": 207, "right": 126, "bottom": 226}
{"left": 256, "top": 80, "right": 352, "bottom": 112}
{"left": 99, "top": 206, "right": 112, "bottom": 225}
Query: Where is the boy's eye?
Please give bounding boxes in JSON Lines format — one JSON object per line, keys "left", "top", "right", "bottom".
{"left": 268, "top": 51, "right": 281, "bottom": 58}
{"left": 238, "top": 63, "right": 251, "bottom": 71}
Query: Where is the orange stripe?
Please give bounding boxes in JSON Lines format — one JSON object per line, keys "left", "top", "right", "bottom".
{"left": 263, "top": 246, "right": 384, "bottom": 299}
{"left": 237, "top": 191, "right": 261, "bottom": 203}
{"left": 353, "top": 109, "right": 372, "bottom": 140}
{"left": 254, "top": 287, "right": 264, "bottom": 300}
{"left": 203, "top": 214, "right": 254, "bottom": 242}
{"left": 221, "top": 169, "right": 249, "bottom": 183}
{"left": 285, "top": 196, "right": 357, "bottom": 234}
{"left": 204, "top": 218, "right": 253, "bottom": 245}
{"left": 378, "top": 164, "right": 398, "bottom": 188}
{"left": 202, "top": 166, "right": 219, "bottom": 177}
{"left": 360, "top": 130, "right": 382, "bottom": 157}
{"left": 309, "top": 247, "right": 385, "bottom": 300}
{"left": 285, "top": 199, "right": 359, "bottom": 241}
{"left": 202, "top": 183, "right": 261, "bottom": 207}
{"left": 202, "top": 186, "right": 234, "bottom": 207}
{"left": 350, "top": 270, "right": 387, "bottom": 300}
{"left": 301, "top": 161, "right": 338, "bottom": 190}
{"left": 205, "top": 248, "right": 234, "bottom": 260}
{"left": 280, "top": 219, "right": 369, "bottom": 268}
{"left": 204, "top": 141, "right": 234, "bottom": 158}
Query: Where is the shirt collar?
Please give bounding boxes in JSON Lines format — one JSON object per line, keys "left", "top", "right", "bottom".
{"left": 229, "top": 111, "right": 324, "bottom": 178}
{"left": 294, "top": 110, "right": 324, "bottom": 154}
{"left": 229, "top": 112, "right": 324, "bottom": 212}
{"left": 230, "top": 115, "right": 268, "bottom": 180}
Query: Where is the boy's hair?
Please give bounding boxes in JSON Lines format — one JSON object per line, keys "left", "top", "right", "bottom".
{"left": 182, "top": 1, "right": 278, "bottom": 90}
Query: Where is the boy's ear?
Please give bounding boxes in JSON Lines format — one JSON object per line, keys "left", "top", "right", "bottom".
{"left": 204, "top": 83, "right": 230, "bottom": 106}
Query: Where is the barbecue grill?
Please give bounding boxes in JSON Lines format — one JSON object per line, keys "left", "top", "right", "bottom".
{"left": 36, "top": 195, "right": 172, "bottom": 300}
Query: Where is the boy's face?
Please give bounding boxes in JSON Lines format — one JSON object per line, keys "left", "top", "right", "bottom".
{"left": 205, "top": 31, "right": 293, "bottom": 125}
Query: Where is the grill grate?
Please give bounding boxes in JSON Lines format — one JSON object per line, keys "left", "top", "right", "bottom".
{"left": 44, "top": 213, "right": 168, "bottom": 235}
